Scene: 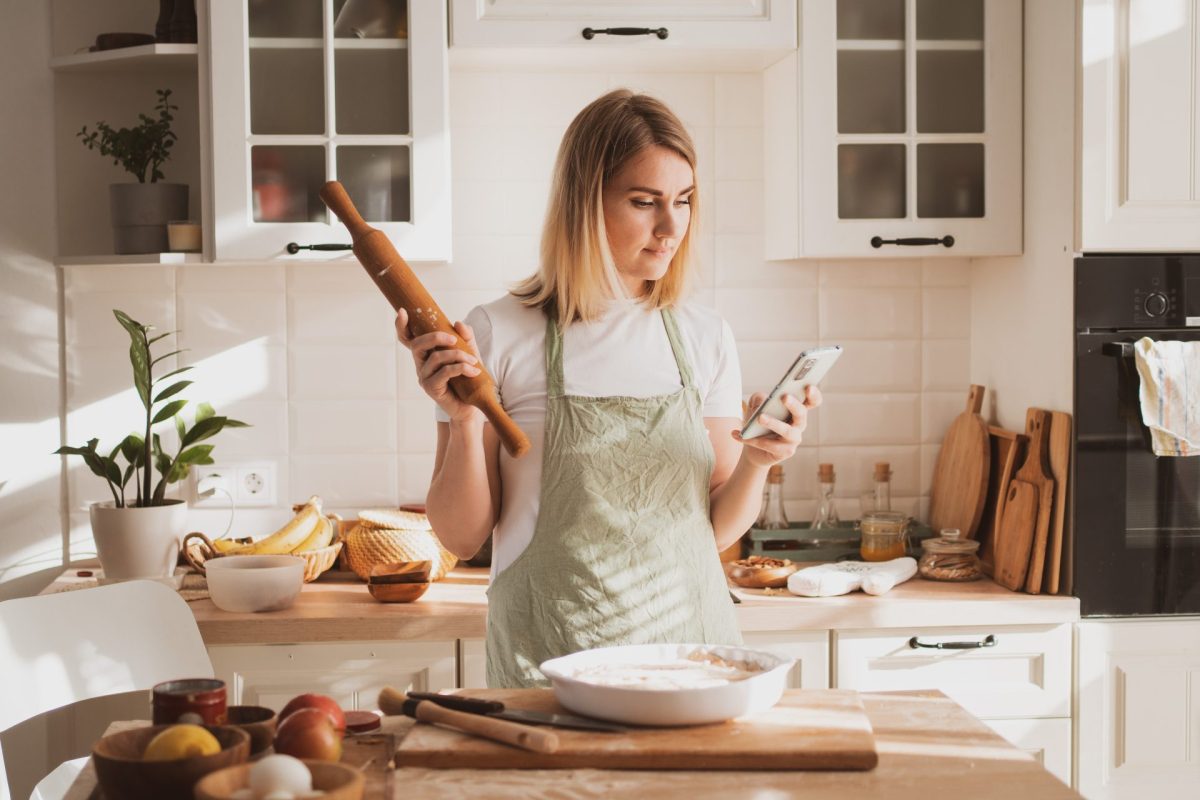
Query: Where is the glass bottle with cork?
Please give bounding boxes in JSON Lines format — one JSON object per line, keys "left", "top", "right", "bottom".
{"left": 810, "top": 463, "right": 840, "bottom": 530}
{"left": 756, "top": 464, "right": 789, "bottom": 530}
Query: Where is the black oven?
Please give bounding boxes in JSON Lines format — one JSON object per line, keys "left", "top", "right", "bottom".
{"left": 1075, "top": 255, "right": 1200, "bottom": 616}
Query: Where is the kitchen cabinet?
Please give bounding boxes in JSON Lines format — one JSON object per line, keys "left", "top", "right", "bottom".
{"left": 208, "top": 0, "right": 450, "bottom": 261}
{"left": 764, "top": 0, "right": 1022, "bottom": 259}
{"left": 1079, "top": 0, "right": 1200, "bottom": 251}
{"left": 447, "top": 0, "right": 795, "bottom": 70}
{"left": 834, "top": 623, "right": 1073, "bottom": 786}
{"left": 1076, "top": 619, "right": 1200, "bottom": 799}
{"left": 208, "top": 640, "right": 457, "bottom": 710}
{"left": 741, "top": 630, "right": 830, "bottom": 689}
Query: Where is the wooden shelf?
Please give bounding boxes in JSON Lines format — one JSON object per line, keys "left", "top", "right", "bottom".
{"left": 50, "top": 44, "right": 198, "bottom": 73}
{"left": 58, "top": 252, "right": 202, "bottom": 266}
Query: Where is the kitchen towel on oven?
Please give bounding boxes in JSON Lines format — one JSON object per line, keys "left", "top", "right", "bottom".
{"left": 1133, "top": 336, "right": 1200, "bottom": 456}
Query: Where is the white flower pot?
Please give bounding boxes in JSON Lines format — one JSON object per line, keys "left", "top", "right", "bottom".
{"left": 89, "top": 500, "right": 188, "bottom": 580}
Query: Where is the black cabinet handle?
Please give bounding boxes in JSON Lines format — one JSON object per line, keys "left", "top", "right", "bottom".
{"left": 286, "top": 242, "right": 353, "bottom": 254}
{"left": 581, "top": 27, "right": 669, "bottom": 40}
{"left": 870, "top": 235, "right": 955, "bottom": 249}
{"left": 908, "top": 634, "right": 996, "bottom": 650}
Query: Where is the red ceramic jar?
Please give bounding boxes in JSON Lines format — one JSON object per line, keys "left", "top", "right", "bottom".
{"left": 151, "top": 678, "right": 227, "bottom": 725}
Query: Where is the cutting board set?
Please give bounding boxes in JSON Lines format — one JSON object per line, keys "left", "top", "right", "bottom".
{"left": 930, "top": 387, "right": 1071, "bottom": 595}
{"left": 395, "top": 688, "right": 878, "bottom": 771}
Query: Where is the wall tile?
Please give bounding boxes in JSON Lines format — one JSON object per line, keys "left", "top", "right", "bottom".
{"left": 62, "top": 264, "right": 174, "bottom": 294}
{"left": 922, "top": 339, "right": 970, "bottom": 391}
{"left": 397, "top": 453, "right": 437, "bottom": 504}
{"left": 65, "top": 293, "right": 175, "bottom": 348}
{"left": 205, "top": 400, "right": 289, "bottom": 459}
{"left": 817, "top": 393, "right": 921, "bottom": 446}
{"left": 922, "top": 390, "right": 967, "bottom": 443}
{"left": 287, "top": 261, "right": 373, "bottom": 292}
{"left": 448, "top": 71, "right": 510, "bottom": 129}
{"left": 715, "top": 127, "right": 763, "bottom": 181}
{"left": 827, "top": 340, "right": 921, "bottom": 393}
{"left": 921, "top": 257, "right": 972, "bottom": 286}
{"left": 288, "top": 291, "right": 394, "bottom": 345}
{"left": 716, "top": 238, "right": 817, "bottom": 289}
{"left": 178, "top": 292, "right": 286, "bottom": 348}
{"left": 923, "top": 287, "right": 971, "bottom": 338}
{"left": 820, "top": 288, "right": 921, "bottom": 340}
{"left": 177, "top": 264, "right": 283, "bottom": 292}
{"left": 717, "top": 288, "right": 817, "bottom": 342}
{"left": 819, "top": 259, "right": 922, "bottom": 288}
{"left": 497, "top": 73, "right": 610, "bottom": 129}
{"left": 714, "top": 74, "right": 763, "bottom": 124}
{"left": 290, "top": 344, "right": 396, "bottom": 400}
{"left": 606, "top": 73, "right": 714, "bottom": 130}
{"left": 290, "top": 454, "right": 398, "bottom": 507}
{"left": 714, "top": 180, "right": 763, "bottom": 234}
{"left": 289, "top": 400, "right": 397, "bottom": 455}
{"left": 398, "top": 396, "right": 439, "bottom": 453}
{"left": 811, "top": 445, "right": 920, "bottom": 498}
{"left": 184, "top": 343, "right": 288, "bottom": 404}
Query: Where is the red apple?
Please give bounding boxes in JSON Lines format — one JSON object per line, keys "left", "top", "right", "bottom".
{"left": 278, "top": 693, "right": 345, "bottom": 733}
{"left": 274, "top": 708, "right": 343, "bottom": 762}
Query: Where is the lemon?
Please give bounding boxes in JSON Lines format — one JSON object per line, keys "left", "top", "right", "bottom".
{"left": 142, "top": 724, "right": 221, "bottom": 761}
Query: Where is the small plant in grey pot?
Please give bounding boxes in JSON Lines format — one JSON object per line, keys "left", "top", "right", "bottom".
{"left": 55, "top": 310, "right": 249, "bottom": 580}
{"left": 77, "top": 88, "right": 189, "bottom": 255}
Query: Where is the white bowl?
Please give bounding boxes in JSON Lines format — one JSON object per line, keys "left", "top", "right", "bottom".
{"left": 205, "top": 555, "right": 305, "bottom": 613}
{"left": 539, "top": 643, "right": 793, "bottom": 727}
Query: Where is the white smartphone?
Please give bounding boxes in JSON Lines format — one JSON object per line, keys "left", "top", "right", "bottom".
{"left": 740, "top": 345, "right": 843, "bottom": 439}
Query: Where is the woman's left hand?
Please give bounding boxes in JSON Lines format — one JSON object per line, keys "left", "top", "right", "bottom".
{"left": 732, "top": 386, "right": 823, "bottom": 468}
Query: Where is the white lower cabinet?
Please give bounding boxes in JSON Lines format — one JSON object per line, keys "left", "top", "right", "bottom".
{"left": 208, "top": 641, "right": 456, "bottom": 711}
{"left": 459, "top": 638, "right": 486, "bottom": 689}
{"left": 835, "top": 624, "right": 1074, "bottom": 786}
{"left": 1076, "top": 619, "right": 1200, "bottom": 799}
{"left": 741, "top": 630, "right": 830, "bottom": 689}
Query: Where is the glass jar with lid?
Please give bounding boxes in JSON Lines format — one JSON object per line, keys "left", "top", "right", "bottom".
{"left": 918, "top": 528, "right": 983, "bottom": 582}
{"left": 859, "top": 511, "right": 909, "bottom": 561}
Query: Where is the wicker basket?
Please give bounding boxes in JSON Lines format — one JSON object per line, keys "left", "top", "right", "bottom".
{"left": 298, "top": 542, "right": 342, "bottom": 582}
{"left": 344, "top": 523, "right": 458, "bottom": 581}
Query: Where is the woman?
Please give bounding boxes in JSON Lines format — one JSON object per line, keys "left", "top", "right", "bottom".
{"left": 396, "top": 89, "right": 820, "bottom": 687}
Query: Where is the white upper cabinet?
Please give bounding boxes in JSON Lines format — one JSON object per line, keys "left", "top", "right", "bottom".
{"left": 1079, "top": 0, "right": 1200, "bottom": 252}
{"left": 449, "top": 0, "right": 796, "bottom": 68}
{"left": 208, "top": 0, "right": 450, "bottom": 261}
{"left": 765, "top": 0, "right": 1022, "bottom": 259}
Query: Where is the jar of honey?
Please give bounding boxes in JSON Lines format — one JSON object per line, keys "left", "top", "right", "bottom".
{"left": 859, "top": 512, "right": 909, "bottom": 562}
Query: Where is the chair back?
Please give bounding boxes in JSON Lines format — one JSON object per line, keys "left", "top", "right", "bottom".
{"left": 0, "top": 580, "right": 213, "bottom": 799}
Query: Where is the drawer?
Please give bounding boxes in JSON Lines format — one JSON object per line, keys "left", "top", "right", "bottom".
{"left": 984, "top": 717, "right": 1072, "bottom": 788}
{"left": 834, "top": 623, "right": 1071, "bottom": 719}
{"left": 741, "top": 631, "right": 830, "bottom": 689}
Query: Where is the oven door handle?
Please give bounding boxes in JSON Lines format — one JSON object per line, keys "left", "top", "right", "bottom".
{"left": 1102, "top": 342, "right": 1135, "bottom": 358}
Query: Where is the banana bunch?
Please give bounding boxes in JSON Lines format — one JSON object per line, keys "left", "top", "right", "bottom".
{"left": 226, "top": 495, "right": 336, "bottom": 555}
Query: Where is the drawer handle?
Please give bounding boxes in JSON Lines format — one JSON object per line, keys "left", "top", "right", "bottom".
{"left": 908, "top": 634, "right": 996, "bottom": 650}
{"left": 286, "top": 242, "right": 353, "bottom": 254}
{"left": 581, "top": 27, "right": 670, "bottom": 40}
{"left": 870, "top": 235, "right": 955, "bottom": 249}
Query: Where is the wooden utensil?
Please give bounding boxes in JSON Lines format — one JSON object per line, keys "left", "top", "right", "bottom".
{"left": 394, "top": 688, "right": 877, "bottom": 771}
{"left": 993, "top": 409, "right": 1055, "bottom": 591}
{"left": 1022, "top": 409, "right": 1057, "bottom": 593}
{"left": 929, "top": 385, "right": 991, "bottom": 538}
{"left": 319, "top": 181, "right": 530, "bottom": 458}
{"left": 1044, "top": 411, "right": 1072, "bottom": 594}
{"left": 402, "top": 698, "right": 560, "bottom": 754}
{"left": 977, "top": 426, "right": 1026, "bottom": 574}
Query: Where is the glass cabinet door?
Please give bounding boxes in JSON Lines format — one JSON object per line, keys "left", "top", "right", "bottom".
{"left": 210, "top": 0, "right": 449, "bottom": 260}
{"left": 793, "top": 0, "right": 1020, "bottom": 257}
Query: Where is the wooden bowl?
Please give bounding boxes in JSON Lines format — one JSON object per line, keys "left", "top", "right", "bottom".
{"left": 226, "top": 705, "right": 276, "bottom": 755}
{"left": 92, "top": 724, "right": 249, "bottom": 800}
{"left": 194, "top": 759, "right": 365, "bottom": 800}
{"left": 367, "top": 580, "right": 430, "bottom": 603}
{"left": 725, "top": 558, "right": 800, "bottom": 589}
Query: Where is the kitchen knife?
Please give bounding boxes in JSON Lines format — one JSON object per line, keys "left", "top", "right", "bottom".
{"left": 382, "top": 687, "right": 628, "bottom": 733}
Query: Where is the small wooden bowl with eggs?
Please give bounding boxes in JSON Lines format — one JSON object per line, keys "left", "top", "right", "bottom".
{"left": 725, "top": 556, "right": 800, "bottom": 589}
{"left": 194, "top": 757, "right": 364, "bottom": 800}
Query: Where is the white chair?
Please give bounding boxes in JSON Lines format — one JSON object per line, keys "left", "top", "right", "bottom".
{"left": 0, "top": 580, "right": 213, "bottom": 800}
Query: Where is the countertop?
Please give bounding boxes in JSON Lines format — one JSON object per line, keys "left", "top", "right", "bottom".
{"left": 63, "top": 690, "right": 1080, "bottom": 799}
{"left": 44, "top": 565, "right": 1080, "bottom": 645}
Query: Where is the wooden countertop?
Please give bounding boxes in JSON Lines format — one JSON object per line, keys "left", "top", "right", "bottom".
{"left": 64, "top": 690, "right": 1080, "bottom": 799}
{"left": 43, "top": 565, "right": 1079, "bottom": 645}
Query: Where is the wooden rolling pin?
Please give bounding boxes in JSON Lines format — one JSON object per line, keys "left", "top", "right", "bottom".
{"left": 319, "top": 181, "right": 530, "bottom": 458}
{"left": 377, "top": 686, "right": 558, "bottom": 754}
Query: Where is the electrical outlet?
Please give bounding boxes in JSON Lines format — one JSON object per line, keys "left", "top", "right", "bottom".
{"left": 191, "top": 462, "right": 277, "bottom": 507}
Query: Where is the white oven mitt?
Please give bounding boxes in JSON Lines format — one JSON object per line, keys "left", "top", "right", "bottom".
{"left": 787, "top": 557, "right": 918, "bottom": 597}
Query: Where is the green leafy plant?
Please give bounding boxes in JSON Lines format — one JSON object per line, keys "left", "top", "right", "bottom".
{"left": 55, "top": 310, "right": 249, "bottom": 507}
{"left": 77, "top": 88, "right": 178, "bottom": 183}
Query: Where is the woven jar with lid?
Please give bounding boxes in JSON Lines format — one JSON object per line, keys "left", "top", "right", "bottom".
{"left": 344, "top": 508, "right": 458, "bottom": 581}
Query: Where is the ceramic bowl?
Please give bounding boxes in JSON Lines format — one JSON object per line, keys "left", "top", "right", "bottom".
{"left": 225, "top": 705, "right": 276, "bottom": 755}
{"left": 92, "top": 724, "right": 249, "bottom": 800}
{"left": 205, "top": 555, "right": 304, "bottom": 612}
{"left": 194, "top": 759, "right": 365, "bottom": 800}
{"left": 540, "top": 643, "right": 793, "bottom": 727}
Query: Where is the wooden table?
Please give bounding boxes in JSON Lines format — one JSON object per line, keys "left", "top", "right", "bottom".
{"left": 64, "top": 691, "right": 1080, "bottom": 799}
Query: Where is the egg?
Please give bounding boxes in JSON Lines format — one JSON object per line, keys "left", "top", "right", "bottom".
{"left": 248, "top": 754, "right": 313, "bottom": 799}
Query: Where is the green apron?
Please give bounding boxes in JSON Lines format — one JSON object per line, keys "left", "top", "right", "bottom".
{"left": 485, "top": 307, "right": 743, "bottom": 688}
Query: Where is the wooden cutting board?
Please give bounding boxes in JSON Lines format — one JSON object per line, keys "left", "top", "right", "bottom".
{"left": 993, "top": 409, "right": 1055, "bottom": 592}
{"left": 977, "top": 426, "right": 1026, "bottom": 574}
{"left": 394, "top": 688, "right": 878, "bottom": 771}
{"left": 343, "top": 732, "right": 395, "bottom": 799}
{"left": 929, "top": 385, "right": 990, "bottom": 538}
{"left": 1044, "top": 411, "right": 1072, "bottom": 594}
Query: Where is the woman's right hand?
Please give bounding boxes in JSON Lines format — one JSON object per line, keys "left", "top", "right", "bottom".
{"left": 396, "top": 308, "right": 484, "bottom": 424}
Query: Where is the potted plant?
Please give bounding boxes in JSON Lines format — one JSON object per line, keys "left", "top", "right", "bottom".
{"left": 77, "top": 88, "right": 188, "bottom": 255}
{"left": 55, "top": 310, "right": 248, "bottom": 581}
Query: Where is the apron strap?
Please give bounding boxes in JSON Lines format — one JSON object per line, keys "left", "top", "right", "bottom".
{"left": 544, "top": 305, "right": 696, "bottom": 397}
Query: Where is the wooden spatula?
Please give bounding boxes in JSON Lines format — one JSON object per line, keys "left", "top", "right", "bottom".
{"left": 929, "top": 385, "right": 990, "bottom": 537}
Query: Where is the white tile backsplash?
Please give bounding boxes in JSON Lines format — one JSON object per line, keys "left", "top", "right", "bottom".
{"left": 61, "top": 68, "right": 971, "bottom": 518}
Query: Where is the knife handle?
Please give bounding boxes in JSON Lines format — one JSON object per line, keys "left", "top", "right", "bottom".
{"left": 405, "top": 699, "right": 560, "bottom": 754}
{"left": 407, "top": 690, "right": 504, "bottom": 714}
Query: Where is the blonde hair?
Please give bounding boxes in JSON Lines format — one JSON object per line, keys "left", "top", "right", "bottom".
{"left": 512, "top": 89, "right": 699, "bottom": 327}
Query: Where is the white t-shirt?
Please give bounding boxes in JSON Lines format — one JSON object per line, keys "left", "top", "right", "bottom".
{"left": 434, "top": 293, "right": 743, "bottom": 577}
